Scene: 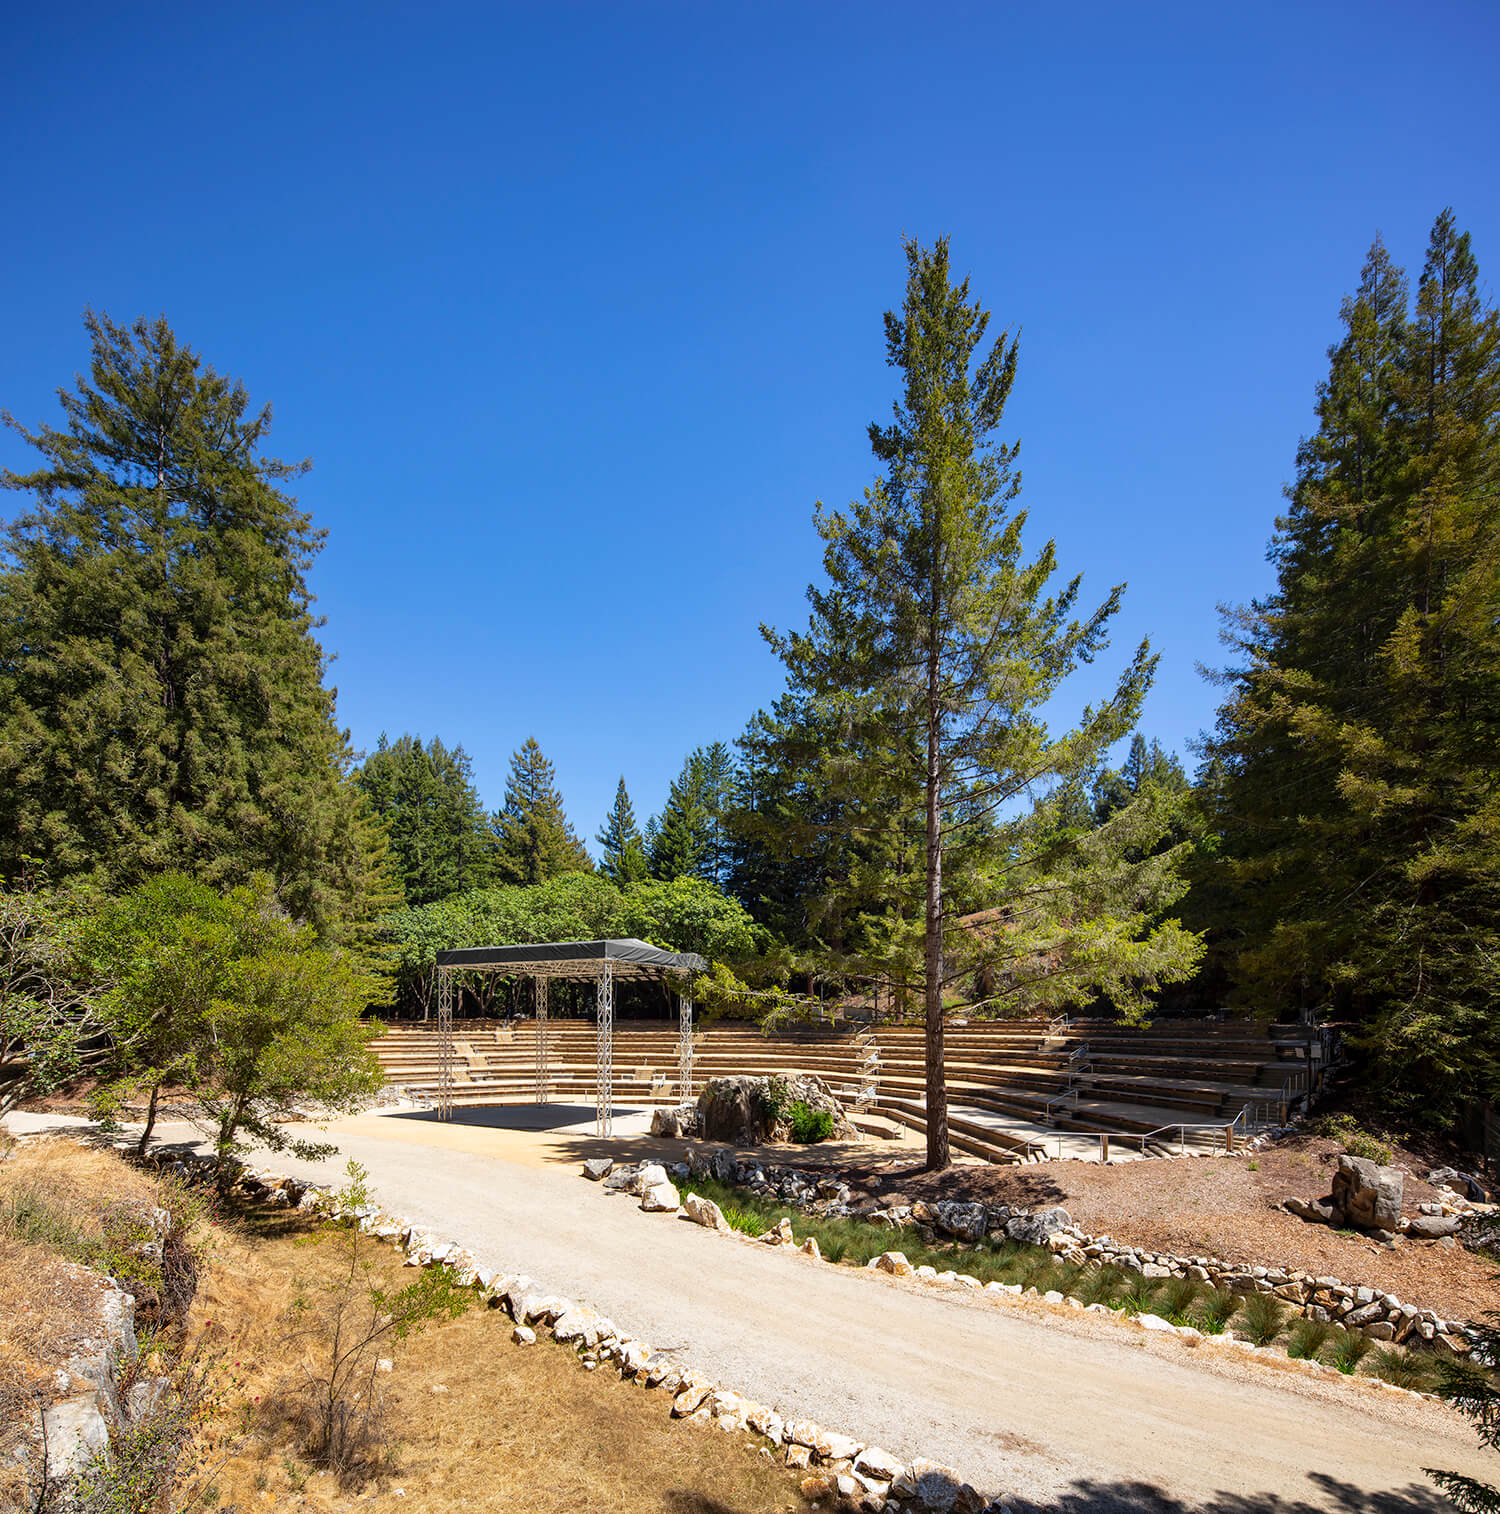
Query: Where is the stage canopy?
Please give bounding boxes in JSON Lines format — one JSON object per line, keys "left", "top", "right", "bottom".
{"left": 431, "top": 938, "right": 706, "bottom": 1137}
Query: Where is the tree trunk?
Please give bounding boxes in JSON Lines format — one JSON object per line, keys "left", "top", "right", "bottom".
{"left": 135, "top": 1081, "right": 161, "bottom": 1158}
{"left": 924, "top": 644, "right": 949, "bottom": 1171}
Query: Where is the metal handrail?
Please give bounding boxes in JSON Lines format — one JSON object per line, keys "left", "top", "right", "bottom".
{"left": 1125, "top": 1107, "right": 1249, "bottom": 1157}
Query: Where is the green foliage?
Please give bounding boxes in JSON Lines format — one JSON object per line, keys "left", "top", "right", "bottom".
{"left": 1156, "top": 1276, "right": 1203, "bottom": 1326}
{"left": 788, "top": 1101, "right": 834, "bottom": 1143}
{"left": 597, "top": 777, "right": 648, "bottom": 885}
{"left": 0, "top": 311, "right": 395, "bottom": 947}
{"left": 754, "top": 1075, "right": 791, "bottom": 1126}
{"left": 1192, "top": 1288, "right": 1240, "bottom": 1335}
{"left": 356, "top": 734, "right": 494, "bottom": 905}
{"left": 1314, "top": 1113, "right": 1394, "bottom": 1165}
{"left": 763, "top": 237, "right": 1201, "bottom": 1166}
{"left": 1370, "top": 1345, "right": 1437, "bottom": 1392}
{"left": 1236, "top": 1290, "right": 1288, "bottom": 1346}
{"left": 1427, "top": 1287, "right": 1500, "bottom": 1509}
{"left": 1117, "top": 1272, "right": 1163, "bottom": 1316}
{"left": 648, "top": 743, "right": 735, "bottom": 886}
{"left": 0, "top": 883, "right": 106, "bottom": 1113}
{"left": 490, "top": 738, "right": 592, "bottom": 886}
{"left": 382, "top": 872, "right": 758, "bottom": 1014}
{"left": 1201, "top": 210, "right": 1500, "bottom": 1112}
{"left": 1329, "top": 1326, "right": 1374, "bottom": 1375}
{"left": 1287, "top": 1317, "right": 1337, "bottom": 1361}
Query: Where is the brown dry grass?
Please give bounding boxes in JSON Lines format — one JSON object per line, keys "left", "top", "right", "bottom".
{"left": 194, "top": 1205, "right": 814, "bottom": 1514}
{"left": 0, "top": 1139, "right": 171, "bottom": 1506}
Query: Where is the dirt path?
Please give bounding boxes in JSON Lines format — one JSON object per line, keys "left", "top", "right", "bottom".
{"left": 11, "top": 1108, "right": 1488, "bottom": 1511}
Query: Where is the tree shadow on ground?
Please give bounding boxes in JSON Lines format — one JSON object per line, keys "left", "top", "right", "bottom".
{"left": 1004, "top": 1473, "right": 1450, "bottom": 1514}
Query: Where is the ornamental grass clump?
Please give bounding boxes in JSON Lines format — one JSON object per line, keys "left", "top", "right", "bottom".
{"left": 1370, "top": 1346, "right": 1438, "bottom": 1393}
{"left": 1287, "top": 1318, "right": 1337, "bottom": 1362}
{"left": 1193, "top": 1288, "right": 1240, "bottom": 1335}
{"left": 1158, "top": 1277, "right": 1202, "bottom": 1326}
{"left": 1118, "top": 1272, "right": 1163, "bottom": 1317}
{"left": 1328, "top": 1327, "right": 1375, "bottom": 1375}
{"left": 1236, "top": 1290, "right": 1288, "bottom": 1347}
{"left": 1073, "top": 1265, "right": 1127, "bottom": 1308}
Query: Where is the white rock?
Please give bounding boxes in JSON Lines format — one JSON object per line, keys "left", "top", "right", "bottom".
{"left": 1136, "top": 1313, "right": 1177, "bottom": 1333}
{"left": 869, "top": 1250, "right": 915, "bottom": 1277}
{"left": 681, "top": 1192, "right": 729, "bottom": 1231}
{"left": 640, "top": 1181, "right": 681, "bottom": 1213}
{"left": 43, "top": 1395, "right": 110, "bottom": 1480}
{"left": 512, "top": 1326, "right": 536, "bottom": 1345}
{"left": 855, "top": 1446, "right": 904, "bottom": 1481}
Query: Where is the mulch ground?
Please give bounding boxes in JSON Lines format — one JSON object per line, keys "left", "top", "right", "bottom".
{"left": 798, "top": 1132, "right": 1498, "bottom": 1321}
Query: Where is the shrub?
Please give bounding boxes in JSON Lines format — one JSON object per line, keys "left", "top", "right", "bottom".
{"left": 1287, "top": 1318, "right": 1336, "bottom": 1362}
{"left": 1118, "top": 1272, "right": 1163, "bottom": 1316}
{"left": 788, "top": 1102, "right": 834, "bottom": 1143}
{"left": 1315, "top": 1113, "right": 1393, "bottom": 1166}
{"left": 1370, "top": 1345, "right": 1437, "bottom": 1392}
{"left": 1158, "top": 1277, "right": 1202, "bottom": 1325}
{"left": 1074, "top": 1266, "right": 1127, "bottom": 1308}
{"left": 1193, "top": 1288, "right": 1240, "bottom": 1335}
{"left": 1329, "top": 1327, "right": 1375, "bottom": 1375}
{"left": 1237, "top": 1290, "right": 1288, "bottom": 1346}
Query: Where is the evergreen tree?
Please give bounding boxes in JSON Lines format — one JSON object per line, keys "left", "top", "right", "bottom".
{"left": 0, "top": 312, "right": 393, "bottom": 943}
{"left": 597, "top": 777, "right": 648, "bottom": 884}
{"left": 1204, "top": 211, "right": 1500, "bottom": 1111}
{"left": 356, "top": 733, "right": 492, "bottom": 905}
{"left": 768, "top": 238, "right": 1200, "bottom": 1168}
{"left": 491, "top": 738, "right": 591, "bottom": 885}
{"left": 649, "top": 743, "right": 737, "bottom": 885}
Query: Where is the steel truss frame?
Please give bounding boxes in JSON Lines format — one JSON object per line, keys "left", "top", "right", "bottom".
{"left": 430, "top": 950, "right": 695, "bottom": 1140}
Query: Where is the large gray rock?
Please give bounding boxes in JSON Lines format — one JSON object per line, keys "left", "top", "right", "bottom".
{"left": 1332, "top": 1155, "right": 1404, "bottom": 1230}
{"left": 1407, "top": 1213, "right": 1462, "bottom": 1239}
{"left": 931, "top": 1200, "right": 988, "bottom": 1245}
{"left": 696, "top": 1073, "right": 857, "bottom": 1146}
{"left": 1005, "top": 1207, "right": 1072, "bottom": 1247}
{"left": 43, "top": 1394, "right": 111, "bottom": 1480}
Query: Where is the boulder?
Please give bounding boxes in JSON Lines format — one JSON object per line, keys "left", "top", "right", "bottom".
{"left": 650, "top": 1105, "right": 699, "bottom": 1138}
{"left": 869, "top": 1250, "right": 915, "bottom": 1277}
{"left": 581, "top": 1158, "right": 614, "bottom": 1181}
{"left": 931, "top": 1200, "right": 988, "bottom": 1244}
{"left": 42, "top": 1394, "right": 111, "bottom": 1481}
{"left": 1407, "top": 1213, "right": 1462, "bottom": 1240}
{"left": 855, "top": 1446, "right": 904, "bottom": 1481}
{"left": 1331, "top": 1155, "right": 1404, "bottom": 1231}
{"left": 696, "top": 1073, "right": 859, "bottom": 1145}
{"left": 1284, "top": 1196, "right": 1335, "bottom": 1224}
{"left": 639, "top": 1180, "right": 680, "bottom": 1213}
{"left": 681, "top": 1193, "right": 730, "bottom": 1231}
{"left": 1005, "top": 1207, "right": 1071, "bottom": 1247}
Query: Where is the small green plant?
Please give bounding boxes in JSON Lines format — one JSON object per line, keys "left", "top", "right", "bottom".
{"left": 1370, "top": 1345, "right": 1437, "bottom": 1392}
{"left": 788, "top": 1102, "right": 834, "bottom": 1143}
{"left": 1072, "top": 1265, "right": 1125, "bottom": 1307}
{"left": 1118, "top": 1272, "right": 1163, "bottom": 1316}
{"left": 1237, "top": 1290, "right": 1288, "bottom": 1346}
{"left": 1287, "top": 1317, "right": 1336, "bottom": 1362}
{"left": 1328, "top": 1327, "right": 1375, "bottom": 1375}
{"left": 1193, "top": 1288, "right": 1240, "bottom": 1335}
{"left": 1158, "top": 1277, "right": 1202, "bottom": 1325}
{"left": 1315, "top": 1113, "right": 1393, "bottom": 1165}
{"left": 755, "top": 1076, "right": 791, "bottom": 1126}
{"left": 1247, "top": 1159, "right": 1259, "bottom": 1172}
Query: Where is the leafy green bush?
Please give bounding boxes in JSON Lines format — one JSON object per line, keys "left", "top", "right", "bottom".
{"left": 1315, "top": 1113, "right": 1393, "bottom": 1165}
{"left": 1237, "top": 1290, "right": 1288, "bottom": 1346}
{"left": 788, "top": 1102, "right": 834, "bottom": 1143}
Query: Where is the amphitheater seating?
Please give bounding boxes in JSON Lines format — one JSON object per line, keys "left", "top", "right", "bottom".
{"left": 369, "top": 1012, "right": 1320, "bottom": 1164}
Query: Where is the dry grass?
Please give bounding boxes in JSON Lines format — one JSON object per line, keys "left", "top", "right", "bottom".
{"left": 194, "top": 1206, "right": 815, "bottom": 1514}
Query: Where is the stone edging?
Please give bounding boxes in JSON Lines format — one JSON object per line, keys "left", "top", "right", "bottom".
{"left": 167, "top": 1152, "right": 995, "bottom": 1514}
{"left": 627, "top": 1147, "right": 1482, "bottom": 1371}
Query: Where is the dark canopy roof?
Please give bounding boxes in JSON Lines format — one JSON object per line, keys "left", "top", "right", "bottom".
{"left": 435, "top": 938, "right": 706, "bottom": 979}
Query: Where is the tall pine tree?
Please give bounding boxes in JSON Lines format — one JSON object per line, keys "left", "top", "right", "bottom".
{"left": 1205, "top": 211, "right": 1500, "bottom": 1112}
{"left": 597, "top": 777, "right": 648, "bottom": 884}
{"left": 491, "top": 738, "right": 592, "bottom": 885}
{"left": 0, "top": 312, "right": 393, "bottom": 942}
{"left": 769, "top": 238, "right": 1199, "bottom": 1168}
{"left": 356, "top": 733, "right": 492, "bottom": 904}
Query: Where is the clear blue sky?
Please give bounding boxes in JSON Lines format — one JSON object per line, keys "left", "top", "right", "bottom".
{"left": 4, "top": 2, "right": 1497, "bottom": 850}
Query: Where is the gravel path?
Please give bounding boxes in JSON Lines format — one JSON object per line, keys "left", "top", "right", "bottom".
{"left": 11, "top": 1108, "right": 1487, "bottom": 1511}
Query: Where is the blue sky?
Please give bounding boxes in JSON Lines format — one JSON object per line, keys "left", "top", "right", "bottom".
{"left": 4, "top": 2, "right": 1497, "bottom": 849}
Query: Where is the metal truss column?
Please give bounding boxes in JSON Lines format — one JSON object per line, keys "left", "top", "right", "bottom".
{"left": 534, "top": 974, "right": 550, "bottom": 1104}
{"left": 678, "top": 990, "right": 694, "bottom": 1102}
{"left": 436, "top": 968, "right": 454, "bottom": 1121}
{"left": 595, "top": 964, "right": 614, "bottom": 1138}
